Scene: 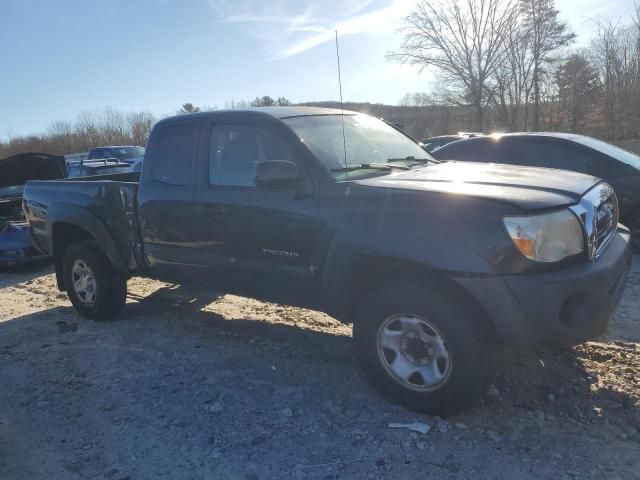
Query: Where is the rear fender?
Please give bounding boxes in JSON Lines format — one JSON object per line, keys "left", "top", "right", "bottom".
{"left": 47, "top": 203, "right": 127, "bottom": 289}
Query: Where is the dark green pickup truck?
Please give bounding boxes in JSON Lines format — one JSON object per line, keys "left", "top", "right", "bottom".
{"left": 23, "top": 107, "right": 632, "bottom": 415}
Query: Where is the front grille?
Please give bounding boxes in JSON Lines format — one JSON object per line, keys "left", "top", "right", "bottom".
{"left": 570, "top": 183, "right": 618, "bottom": 260}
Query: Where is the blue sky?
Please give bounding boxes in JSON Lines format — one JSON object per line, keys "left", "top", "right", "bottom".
{"left": 0, "top": 0, "right": 634, "bottom": 139}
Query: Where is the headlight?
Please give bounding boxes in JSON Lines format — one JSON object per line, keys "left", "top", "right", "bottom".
{"left": 503, "top": 209, "right": 584, "bottom": 262}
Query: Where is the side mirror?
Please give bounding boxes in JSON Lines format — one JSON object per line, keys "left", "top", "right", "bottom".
{"left": 254, "top": 160, "right": 300, "bottom": 189}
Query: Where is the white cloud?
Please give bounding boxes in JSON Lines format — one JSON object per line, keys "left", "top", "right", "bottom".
{"left": 211, "top": 0, "right": 417, "bottom": 59}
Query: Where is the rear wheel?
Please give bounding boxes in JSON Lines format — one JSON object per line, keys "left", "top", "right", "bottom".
{"left": 353, "top": 283, "right": 490, "bottom": 416}
{"left": 62, "top": 241, "right": 127, "bottom": 320}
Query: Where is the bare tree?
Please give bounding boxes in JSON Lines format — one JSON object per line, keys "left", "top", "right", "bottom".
{"left": 491, "top": 18, "right": 536, "bottom": 130}
{"left": 0, "top": 108, "right": 156, "bottom": 159}
{"left": 391, "top": 0, "right": 519, "bottom": 131}
{"left": 127, "top": 112, "right": 156, "bottom": 146}
{"left": 399, "top": 92, "right": 435, "bottom": 107}
{"left": 100, "top": 107, "right": 128, "bottom": 144}
{"left": 590, "top": 17, "right": 640, "bottom": 140}
{"left": 519, "top": 0, "right": 575, "bottom": 130}
{"left": 224, "top": 99, "right": 249, "bottom": 110}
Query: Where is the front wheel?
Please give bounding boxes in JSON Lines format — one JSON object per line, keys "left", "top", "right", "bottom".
{"left": 353, "top": 283, "right": 490, "bottom": 416}
{"left": 62, "top": 240, "right": 127, "bottom": 320}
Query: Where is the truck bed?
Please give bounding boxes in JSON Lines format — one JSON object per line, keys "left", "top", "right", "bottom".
{"left": 23, "top": 172, "right": 143, "bottom": 274}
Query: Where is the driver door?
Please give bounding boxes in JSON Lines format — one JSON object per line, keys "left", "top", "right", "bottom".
{"left": 193, "top": 121, "right": 324, "bottom": 304}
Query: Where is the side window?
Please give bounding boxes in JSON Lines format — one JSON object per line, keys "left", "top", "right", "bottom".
{"left": 558, "top": 144, "right": 600, "bottom": 175}
{"left": 594, "top": 153, "right": 623, "bottom": 177}
{"left": 509, "top": 139, "right": 597, "bottom": 174}
{"left": 208, "top": 125, "right": 294, "bottom": 187}
{"left": 436, "top": 139, "right": 499, "bottom": 163}
{"left": 501, "top": 138, "right": 537, "bottom": 166}
{"left": 151, "top": 124, "right": 196, "bottom": 186}
{"left": 504, "top": 136, "right": 560, "bottom": 168}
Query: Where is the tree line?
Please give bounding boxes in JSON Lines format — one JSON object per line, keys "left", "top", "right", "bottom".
{"left": 0, "top": 108, "right": 156, "bottom": 160}
{"left": 0, "top": 96, "right": 292, "bottom": 159}
{"left": 394, "top": 0, "right": 640, "bottom": 140}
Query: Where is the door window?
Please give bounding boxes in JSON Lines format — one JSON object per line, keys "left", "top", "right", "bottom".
{"left": 151, "top": 124, "right": 196, "bottom": 186}
{"left": 208, "top": 125, "right": 294, "bottom": 187}
{"left": 504, "top": 138, "right": 598, "bottom": 175}
{"left": 433, "top": 138, "right": 500, "bottom": 162}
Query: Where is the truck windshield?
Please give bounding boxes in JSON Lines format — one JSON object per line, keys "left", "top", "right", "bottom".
{"left": 283, "top": 114, "right": 435, "bottom": 180}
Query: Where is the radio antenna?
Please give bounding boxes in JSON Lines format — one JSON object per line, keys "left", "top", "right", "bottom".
{"left": 335, "top": 30, "right": 348, "bottom": 176}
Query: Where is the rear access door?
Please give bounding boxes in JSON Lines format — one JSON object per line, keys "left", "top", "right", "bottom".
{"left": 137, "top": 119, "right": 204, "bottom": 280}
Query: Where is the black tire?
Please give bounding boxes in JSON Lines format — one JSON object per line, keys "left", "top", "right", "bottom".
{"left": 62, "top": 240, "right": 127, "bottom": 320}
{"left": 353, "top": 282, "right": 490, "bottom": 417}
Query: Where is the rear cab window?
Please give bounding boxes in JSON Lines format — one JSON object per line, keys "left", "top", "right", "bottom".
{"left": 151, "top": 123, "right": 197, "bottom": 186}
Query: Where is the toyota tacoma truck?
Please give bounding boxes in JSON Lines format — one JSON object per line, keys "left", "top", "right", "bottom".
{"left": 23, "top": 107, "right": 632, "bottom": 416}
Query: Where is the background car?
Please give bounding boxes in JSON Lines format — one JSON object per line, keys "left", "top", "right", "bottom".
{"left": 420, "top": 132, "right": 484, "bottom": 152}
{"left": 0, "top": 152, "right": 65, "bottom": 266}
{"left": 128, "top": 156, "right": 144, "bottom": 173}
{"left": 431, "top": 132, "right": 640, "bottom": 250}
{"left": 87, "top": 145, "right": 145, "bottom": 165}
{"left": 66, "top": 159, "right": 132, "bottom": 178}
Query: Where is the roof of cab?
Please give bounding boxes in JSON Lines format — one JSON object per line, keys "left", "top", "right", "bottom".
{"left": 158, "top": 106, "right": 360, "bottom": 125}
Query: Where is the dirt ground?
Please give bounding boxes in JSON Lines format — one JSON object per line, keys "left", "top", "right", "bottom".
{"left": 1, "top": 257, "right": 639, "bottom": 480}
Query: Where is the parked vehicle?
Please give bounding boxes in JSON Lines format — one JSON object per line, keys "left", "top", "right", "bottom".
{"left": 66, "top": 159, "right": 132, "bottom": 178}
{"left": 128, "top": 156, "right": 144, "bottom": 173}
{"left": 431, "top": 133, "right": 640, "bottom": 250}
{"left": 87, "top": 146, "right": 145, "bottom": 165}
{"left": 420, "top": 132, "right": 483, "bottom": 152}
{"left": 23, "top": 108, "right": 632, "bottom": 415}
{"left": 0, "top": 152, "right": 65, "bottom": 266}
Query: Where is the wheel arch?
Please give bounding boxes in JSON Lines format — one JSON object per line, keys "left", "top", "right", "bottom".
{"left": 347, "top": 255, "right": 498, "bottom": 341}
{"left": 47, "top": 204, "right": 127, "bottom": 290}
{"left": 321, "top": 227, "right": 498, "bottom": 339}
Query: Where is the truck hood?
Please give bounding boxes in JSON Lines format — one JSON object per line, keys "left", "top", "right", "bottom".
{"left": 0, "top": 153, "right": 66, "bottom": 191}
{"left": 355, "top": 161, "right": 601, "bottom": 210}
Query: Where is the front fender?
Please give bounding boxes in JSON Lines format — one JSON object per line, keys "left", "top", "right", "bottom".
{"left": 321, "top": 226, "right": 493, "bottom": 319}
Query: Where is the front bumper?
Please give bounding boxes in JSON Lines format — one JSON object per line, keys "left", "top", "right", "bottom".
{"left": 453, "top": 226, "right": 632, "bottom": 348}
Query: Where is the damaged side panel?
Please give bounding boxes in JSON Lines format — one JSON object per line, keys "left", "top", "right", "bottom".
{"left": 23, "top": 175, "right": 144, "bottom": 276}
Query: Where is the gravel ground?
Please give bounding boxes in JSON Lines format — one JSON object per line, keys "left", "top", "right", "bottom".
{"left": 1, "top": 257, "right": 639, "bottom": 480}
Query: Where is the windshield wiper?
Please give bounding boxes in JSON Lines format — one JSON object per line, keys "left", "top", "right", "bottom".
{"left": 386, "top": 156, "right": 440, "bottom": 165}
{"left": 331, "top": 163, "right": 410, "bottom": 173}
